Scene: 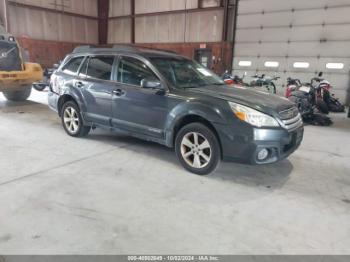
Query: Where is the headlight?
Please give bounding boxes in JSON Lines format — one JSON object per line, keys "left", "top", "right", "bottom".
{"left": 228, "top": 101, "right": 279, "bottom": 127}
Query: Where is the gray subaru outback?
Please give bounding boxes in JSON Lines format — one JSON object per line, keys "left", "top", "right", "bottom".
{"left": 48, "top": 45, "right": 303, "bottom": 175}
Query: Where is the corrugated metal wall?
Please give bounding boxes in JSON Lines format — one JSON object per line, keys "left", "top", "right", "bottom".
{"left": 233, "top": 0, "right": 350, "bottom": 102}
{"left": 108, "top": 0, "right": 224, "bottom": 44}
{"left": 7, "top": 0, "right": 99, "bottom": 44}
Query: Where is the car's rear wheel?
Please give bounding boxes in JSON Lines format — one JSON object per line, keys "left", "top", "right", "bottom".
{"left": 3, "top": 86, "right": 32, "bottom": 101}
{"left": 175, "top": 123, "right": 220, "bottom": 175}
{"left": 61, "top": 101, "right": 90, "bottom": 137}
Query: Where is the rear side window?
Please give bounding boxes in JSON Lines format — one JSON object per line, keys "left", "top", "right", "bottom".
{"left": 62, "top": 56, "right": 84, "bottom": 75}
{"left": 117, "top": 56, "right": 158, "bottom": 86}
{"left": 86, "top": 56, "right": 114, "bottom": 81}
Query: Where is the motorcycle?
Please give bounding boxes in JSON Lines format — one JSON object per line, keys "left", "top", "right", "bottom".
{"left": 286, "top": 76, "right": 332, "bottom": 126}
{"left": 311, "top": 72, "right": 345, "bottom": 113}
{"left": 222, "top": 71, "right": 248, "bottom": 87}
{"left": 250, "top": 74, "right": 279, "bottom": 94}
{"left": 32, "top": 63, "right": 59, "bottom": 91}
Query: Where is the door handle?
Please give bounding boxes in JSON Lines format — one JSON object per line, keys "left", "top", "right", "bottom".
{"left": 75, "top": 81, "right": 84, "bottom": 88}
{"left": 113, "top": 89, "right": 125, "bottom": 96}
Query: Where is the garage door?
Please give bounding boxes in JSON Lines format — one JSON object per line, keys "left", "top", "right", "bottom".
{"left": 232, "top": 0, "right": 350, "bottom": 103}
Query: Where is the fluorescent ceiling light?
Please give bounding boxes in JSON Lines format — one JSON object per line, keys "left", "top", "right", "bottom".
{"left": 293, "top": 62, "right": 310, "bottom": 68}
{"left": 326, "top": 63, "right": 344, "bottom": 69}
{"left": 264, "top": 61, "right": 279, "bottom": 68}
{"left": 238, "top": 61, "right": 252, "bottom": 67}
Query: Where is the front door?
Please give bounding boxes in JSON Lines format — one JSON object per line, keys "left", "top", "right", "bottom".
{"left": 111, "top": 56, "right": 169, "bottom": 138}
{"left": 79, "top": 55, "right": 116, "bottom": 126}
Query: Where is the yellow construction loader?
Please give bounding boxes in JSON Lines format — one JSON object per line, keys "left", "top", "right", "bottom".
{"left": 0, "top": 25, "right": 42, "bottom": 101}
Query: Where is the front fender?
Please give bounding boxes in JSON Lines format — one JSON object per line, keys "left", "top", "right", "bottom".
{"left": 164, "top": 100, "right": 229, "bottom": 146}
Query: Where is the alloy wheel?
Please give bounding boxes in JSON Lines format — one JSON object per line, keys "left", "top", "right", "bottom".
{"left": 63, "top": 106, "right": 80, "bottom": 134}
{"left": 180, "top": 132, "right": 212, "bottom": 169}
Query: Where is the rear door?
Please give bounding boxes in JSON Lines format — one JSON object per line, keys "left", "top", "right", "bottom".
{"left": 78, "top": 55, "right": 116, "bottom": 126}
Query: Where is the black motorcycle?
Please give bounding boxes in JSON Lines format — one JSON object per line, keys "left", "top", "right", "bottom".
{"left": 32, "top": 63, "right": 60, "bottom": 91}
{"left": 311, "top": 72, "right": 345, "bottom": 113}
{"left": 250, "top": 74, "right": 279, "bottom": 94}
{"left": 286, "top": 77, "right": 332, "bottom": 126}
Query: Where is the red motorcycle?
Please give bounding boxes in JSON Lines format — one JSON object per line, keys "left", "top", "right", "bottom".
{"left": 222, "top": 71, "right": 248, "bottom": 87}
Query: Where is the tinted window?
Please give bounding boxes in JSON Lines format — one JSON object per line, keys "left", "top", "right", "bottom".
{"left": 62, "top": 56, "right": 84, "bottom": 75}
{"left": 117, "top": 57, "right": 158, "bottom": 86}
{"left": 86, "top": 56, "right": 114, "bottom": 80}
{"left": 150, "top": 57, "right": 224, "bottom": 89}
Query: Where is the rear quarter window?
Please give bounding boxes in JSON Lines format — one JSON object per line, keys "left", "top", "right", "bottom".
{"left": 62, "top": 56, "right": 84, "bottom": 75}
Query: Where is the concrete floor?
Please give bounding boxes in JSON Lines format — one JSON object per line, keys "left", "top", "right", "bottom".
{"left": 0, "top": 90, "right": 350, "bottom": 255}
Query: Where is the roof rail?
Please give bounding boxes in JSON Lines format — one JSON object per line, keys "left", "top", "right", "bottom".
{"left": 137, "top": 46, "right": 178, "bottom": 54}
{"left": 72, "top": 44, "right": 140, "bottom": 54}
{"left": 112, "top": 44, "right": 139, "bottom": 52}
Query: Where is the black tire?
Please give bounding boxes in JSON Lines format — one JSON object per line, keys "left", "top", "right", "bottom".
{"left": 32, "top": 83, "right": 47, "bottom": 91}
{"left": 270, "top": 82, "right": 277, "bottom": 94}
{"left": 61, "top": 101, "right": 90, "bottom": 137}
{"left": 316, "top": 100, "right": 329, "bottom": 114}
{"left": 175, "top": 123, "right": 221, "bottom": 175}
{"left": 3, "top": 86, "right": 32, "bottom": 101}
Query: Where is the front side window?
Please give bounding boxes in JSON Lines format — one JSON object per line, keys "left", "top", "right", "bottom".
{"left": 62, "top": 56, "right": 84, "bottom": 75}
{"left": 86, "top": 56, "right": 114, "bottom": 81}
{"left": 117, "top": 56, "right": 158, "bottom": 87}
{"left": 150, "top": 57, "right": 224, "bottom": 89}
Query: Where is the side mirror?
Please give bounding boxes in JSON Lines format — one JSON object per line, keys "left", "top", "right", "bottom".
{"left": 318, "top": 71, "right": 323, "bottom": 77}
{"left": 141, "top": 79, "right": 164, "bottom": 94}
{"left": 53, "top": 63, "right": 59, "bottom": 69}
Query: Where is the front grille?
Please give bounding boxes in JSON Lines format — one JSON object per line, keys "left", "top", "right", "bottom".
{"left": 279, "top": 107, "right": 303, "bottom": 131}
{"left": 279, "top": 107, "right": 299, "bottom": 120}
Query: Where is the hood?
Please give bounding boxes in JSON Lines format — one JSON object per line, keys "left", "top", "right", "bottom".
{"left": 188, "top": 85, "right": 295, "bottom": 115}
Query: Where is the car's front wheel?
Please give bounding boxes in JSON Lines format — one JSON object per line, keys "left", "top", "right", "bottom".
{"left": 175, "top": 123, "right": 221, "bottom": 175}
{"left": 61, "top": 101, "right": 90, "bottom": 137}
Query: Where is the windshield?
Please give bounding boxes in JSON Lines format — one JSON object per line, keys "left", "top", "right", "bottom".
{"left": 150, "top": 57, "right": 225, "bottom": 88}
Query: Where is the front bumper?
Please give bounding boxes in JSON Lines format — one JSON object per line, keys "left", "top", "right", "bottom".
{"left": 215, "top": 123, "right": 304, "bottom": 164}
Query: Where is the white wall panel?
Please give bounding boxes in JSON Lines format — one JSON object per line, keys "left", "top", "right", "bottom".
{"left": 185, "top": 9, "right": 223, "bottom": 42}
{"left": 8, "top": 4, "right": 98, "bottom": 43}
{"left": 109, "top": 0, "right": 130, "bottom": 17}
{"left": 131, "top": 9, "right": 223, "bottom": 44}
{"left": 135, "top": 0, "right": 197, "bottom": 14}
{"left": 11, "top": 0, "right": 98, "bottom": 16}
{"left": 108, "top": 18, "right": 131, "bottom": 43}
{"left": 238, "top": 0, "right": 350, "bottom": 14}
{"left": 234, "top": 0, "right": 350, "bottom": 102}
{"left": 201, "top": 0, "right": 220, "bottom": 8}
{"left": 134, "top": 13, "right": 186, "bottom": 43}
